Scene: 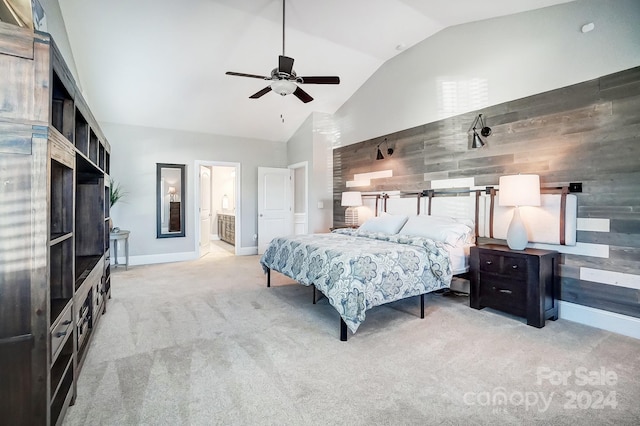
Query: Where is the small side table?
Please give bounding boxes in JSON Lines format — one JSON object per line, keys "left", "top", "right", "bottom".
{"left": 110, "top": 230, "right": 130, "bottom": 270}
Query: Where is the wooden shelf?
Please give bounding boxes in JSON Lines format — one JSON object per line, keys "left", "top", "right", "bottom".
{"left": 50, "top": 299, "right": 71, "bottom": 327}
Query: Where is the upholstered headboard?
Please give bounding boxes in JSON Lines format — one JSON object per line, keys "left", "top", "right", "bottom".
{"left": 481, "top": 188, "right": 578, "bottom": 246}
{"left": 360, "top": 186, "right": 578, "bottom": 247}
{"left": 362, "top": 189, "right": 483, "bottom": 241}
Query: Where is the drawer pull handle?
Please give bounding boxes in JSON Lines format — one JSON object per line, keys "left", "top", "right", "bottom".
{"left": 55, "top": 331, "right": 67, "bottom": 338}
{"left": 512, "top": 265, "right": 518, "bottom": 269}
{"left": 498, "top": 289, "right": 513, "bottom": 294}
{"left": 485, "top": 260, "right": 492, "bottom": 265}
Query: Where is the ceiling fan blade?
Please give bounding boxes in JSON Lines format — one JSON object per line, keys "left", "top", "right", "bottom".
{"left": 293, "top": 86, "right": 313, "bottom": 103}
{"left": 249, "top": 86, "right": 272, "bottom": 99}
{"left": 278, "top": 55, "right": 294, "bottom": 75}
{"left": 226, "top": 71, "right": 270, "bottom": 80}
{"left": 297, "top": 76, "right": 340, "bottom": 84}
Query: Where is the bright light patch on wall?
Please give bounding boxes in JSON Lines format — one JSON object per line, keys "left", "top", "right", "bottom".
{"left": 528, "top": 242, "right": 609, "bottom": 258}
{"left": 346, "top": 180, "right": 370, "bottom": 188}
{"left": 430, "top": 177, "right": 475, "bottom": 188}
{"left": 577, "top": 218, "right": 610, "bottom": 232}
{"left": 346, "top": 170, "right": 393, "bottom": 187}
{"left": 354, "top": 170, "right": 393, "bottom": 181}
{"left": 437, "top": 78, "right": 489, "bottom": 119}
{"left": 580, "top": 267, "right": 640, "bottom": 290}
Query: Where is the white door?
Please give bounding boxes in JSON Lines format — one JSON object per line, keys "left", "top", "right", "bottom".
{"left": 199, "top": 165, "right": 211, "bottom": 256}
{"left": 258, "top": 167, "right": 291, "bottom": 254}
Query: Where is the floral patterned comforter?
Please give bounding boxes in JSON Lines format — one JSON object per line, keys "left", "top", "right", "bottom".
{"left": 259, "top": 228, "right": 452, "bottom": 333}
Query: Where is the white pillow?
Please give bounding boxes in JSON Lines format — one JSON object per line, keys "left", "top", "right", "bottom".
{"left": 358, "top": 214, "right": 408, "bottom": 235}
{"left": 398, "top": 215, "right": 474, "bottom": 245}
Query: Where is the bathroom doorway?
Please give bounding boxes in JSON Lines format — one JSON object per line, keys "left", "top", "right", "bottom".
{"left": 195, "top": 160, "right": 240, "bottom": 257}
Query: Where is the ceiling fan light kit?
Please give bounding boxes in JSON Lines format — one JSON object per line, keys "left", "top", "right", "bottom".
{"left": 271, "top": 79, "right": 296, "bottom": 96}
{"left": 225, "top": 0, "right": 340, "bottom": 103}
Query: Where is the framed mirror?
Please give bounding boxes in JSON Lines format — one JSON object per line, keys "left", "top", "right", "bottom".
{"left": 157, "top": 163, "right": 186, "bottom": 238}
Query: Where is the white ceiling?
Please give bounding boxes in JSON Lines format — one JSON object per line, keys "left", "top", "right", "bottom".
{"left": 58, "top": 0, "right": 573, "bottom": 143}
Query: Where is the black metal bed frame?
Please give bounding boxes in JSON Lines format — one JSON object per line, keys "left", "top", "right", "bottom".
{"left": 264, "top": 187, "right": 486, "bottom": 341}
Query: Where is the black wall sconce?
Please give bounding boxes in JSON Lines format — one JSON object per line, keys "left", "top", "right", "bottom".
{"left": 469, "top": 114, "right": 492, "bottom": 148}
{"left": 376, "top": 138, "right": 394, "bottom": 160}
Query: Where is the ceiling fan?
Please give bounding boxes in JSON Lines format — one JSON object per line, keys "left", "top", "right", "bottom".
{"left": 225, "top": 0, "right": 340, "bottom": 103}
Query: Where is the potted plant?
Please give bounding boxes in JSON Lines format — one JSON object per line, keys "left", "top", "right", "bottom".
{"left": 109, "top": 179, "right": 126, "bottom": 231}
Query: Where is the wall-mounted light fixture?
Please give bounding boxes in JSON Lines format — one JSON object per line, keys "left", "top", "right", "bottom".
{"left": 469, "top": 114, "right": 492, "bottom": 148}
{"left": 376, "top": 138, "right": 394, "bottom": 160}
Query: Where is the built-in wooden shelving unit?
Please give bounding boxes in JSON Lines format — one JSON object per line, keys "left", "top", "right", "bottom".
{"left": 0, "top": 22, "right": 112, "bottom": 425}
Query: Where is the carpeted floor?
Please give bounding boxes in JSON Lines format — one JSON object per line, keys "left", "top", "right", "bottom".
{"left": 63, "top": 245, "right": 640, "bottom": 425}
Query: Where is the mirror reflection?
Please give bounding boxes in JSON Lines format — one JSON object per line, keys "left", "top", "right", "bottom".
{"left": 157, "top": 163, "right": 185, "bottom": 238}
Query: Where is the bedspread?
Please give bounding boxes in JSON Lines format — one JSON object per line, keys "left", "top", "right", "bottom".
{"left": 259, "top": 229, "right": 452, "bottom": 333}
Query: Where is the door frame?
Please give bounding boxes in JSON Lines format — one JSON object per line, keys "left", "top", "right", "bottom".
{"left": 194, "top": 160, "right": 241, "bottom": 256}
{"left": 289, "top": 161, "right": 308, "bottom": 235}
{"left": 198, "top": 164, "right": 212, "bottom": 257}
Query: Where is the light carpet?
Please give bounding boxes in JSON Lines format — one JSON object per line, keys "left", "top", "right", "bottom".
{"left": 63, "top": 245, "right": 640, "bottom": 425}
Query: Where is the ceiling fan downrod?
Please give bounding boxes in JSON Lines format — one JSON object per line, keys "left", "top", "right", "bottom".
{"left": 282, "top": 0, "right": 286, "bottom": 57}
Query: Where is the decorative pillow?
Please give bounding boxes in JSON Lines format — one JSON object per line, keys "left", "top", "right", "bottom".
{"left": 358, "top": 213, "right": 408, "bottom": 235}
{"left": 398, "top": 215, "right": 474, "bottom": 245}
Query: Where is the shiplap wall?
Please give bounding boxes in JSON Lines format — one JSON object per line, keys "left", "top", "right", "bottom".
{"left": 333, "top": 66, "right": 640, "bottom": 319}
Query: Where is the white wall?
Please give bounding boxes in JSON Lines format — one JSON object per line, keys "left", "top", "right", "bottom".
{"left": 103, "top": 122, "right": 287, "bottom": 260}
{"left": 39, "top": 0, "right": 81, "bottom": 89}
{"left": 287, "top": 112, "right": 334, "bottom": 233}
{"left": 332, "top": 0, "right": 640, "bottom": 147}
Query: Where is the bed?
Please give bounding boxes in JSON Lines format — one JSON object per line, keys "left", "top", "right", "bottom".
{"left": 260, "top": 189, "right": 481, "bottom": 340}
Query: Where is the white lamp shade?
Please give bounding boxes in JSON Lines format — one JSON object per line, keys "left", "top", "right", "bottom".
{"left": 341, "top": 191, "right": 362, "bottom": 207}
{"left": 499, "top": 174, "right": 541, "bottom": 207}
{"left": 167, "top": 186, "right": 176, "bottom": 195}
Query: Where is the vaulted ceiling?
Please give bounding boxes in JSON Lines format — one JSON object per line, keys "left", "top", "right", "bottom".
{"left": 59, "top": 0, "right": 574, "bottom": 143}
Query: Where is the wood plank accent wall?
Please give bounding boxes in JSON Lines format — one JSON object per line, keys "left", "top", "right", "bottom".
{"left": 333, "top": 66, "right": 640, "bottom": 319}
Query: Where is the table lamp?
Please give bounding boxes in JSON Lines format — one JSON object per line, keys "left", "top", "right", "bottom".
{"left": 341, "top": 191, "right": 362, "bottom": 227}
{"left": 168, "top": 186, "right": 176, "bottom": 201}
{"left": 498, "top": 174, "right": 541, "bottom": 250}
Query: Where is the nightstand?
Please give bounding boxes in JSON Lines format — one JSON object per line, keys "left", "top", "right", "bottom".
{"left": 329, "top": 225, "right": 358, "bottom": 231}
{"left": 470, "top": 244, "right": 559, "bottom": 328}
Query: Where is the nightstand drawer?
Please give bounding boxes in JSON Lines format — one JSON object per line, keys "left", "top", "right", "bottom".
{"left": 478, "top": 252, "right": 527, "bottom": 279}
{"left": 480, "top": 277, "right": 526, "bottom": 316}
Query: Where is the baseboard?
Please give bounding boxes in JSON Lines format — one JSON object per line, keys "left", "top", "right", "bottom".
{"left": 559, "top": 301, "right": 640, "bottom": 340}
{"left": 112, "top": 251, "right": 197, "bottom": 266}
{"left": 237, "top": 246, "right": 258, "bottom": 256}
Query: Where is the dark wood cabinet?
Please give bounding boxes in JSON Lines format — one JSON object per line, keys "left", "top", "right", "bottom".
{"left": 470, "top": 244, "right": 558, "bottom": 328}
{"left": 0, "top": 22, "right": 111, "bottom": 425}
{"left": 217, "top": 214, "right": 235, "bottom": 245}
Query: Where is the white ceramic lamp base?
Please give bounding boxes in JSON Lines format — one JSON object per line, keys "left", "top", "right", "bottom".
{"left": 506, "top": 207, "right": 529, "bottom": 250}
{"left": 345, "top": 207, "right": 358, "bottom": 227}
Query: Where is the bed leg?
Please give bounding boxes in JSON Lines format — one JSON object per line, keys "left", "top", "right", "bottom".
{"left": 267, "top": 268, "right": 271, "bottom": 288}
{"left": 312, "top": 285, "right": 317, "bottom": 304}
{"left": 340, "top": 318, "right": 348, "bottom": 341}
{"left": 420, "top": 294, "right": 425, "bottom": 319}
